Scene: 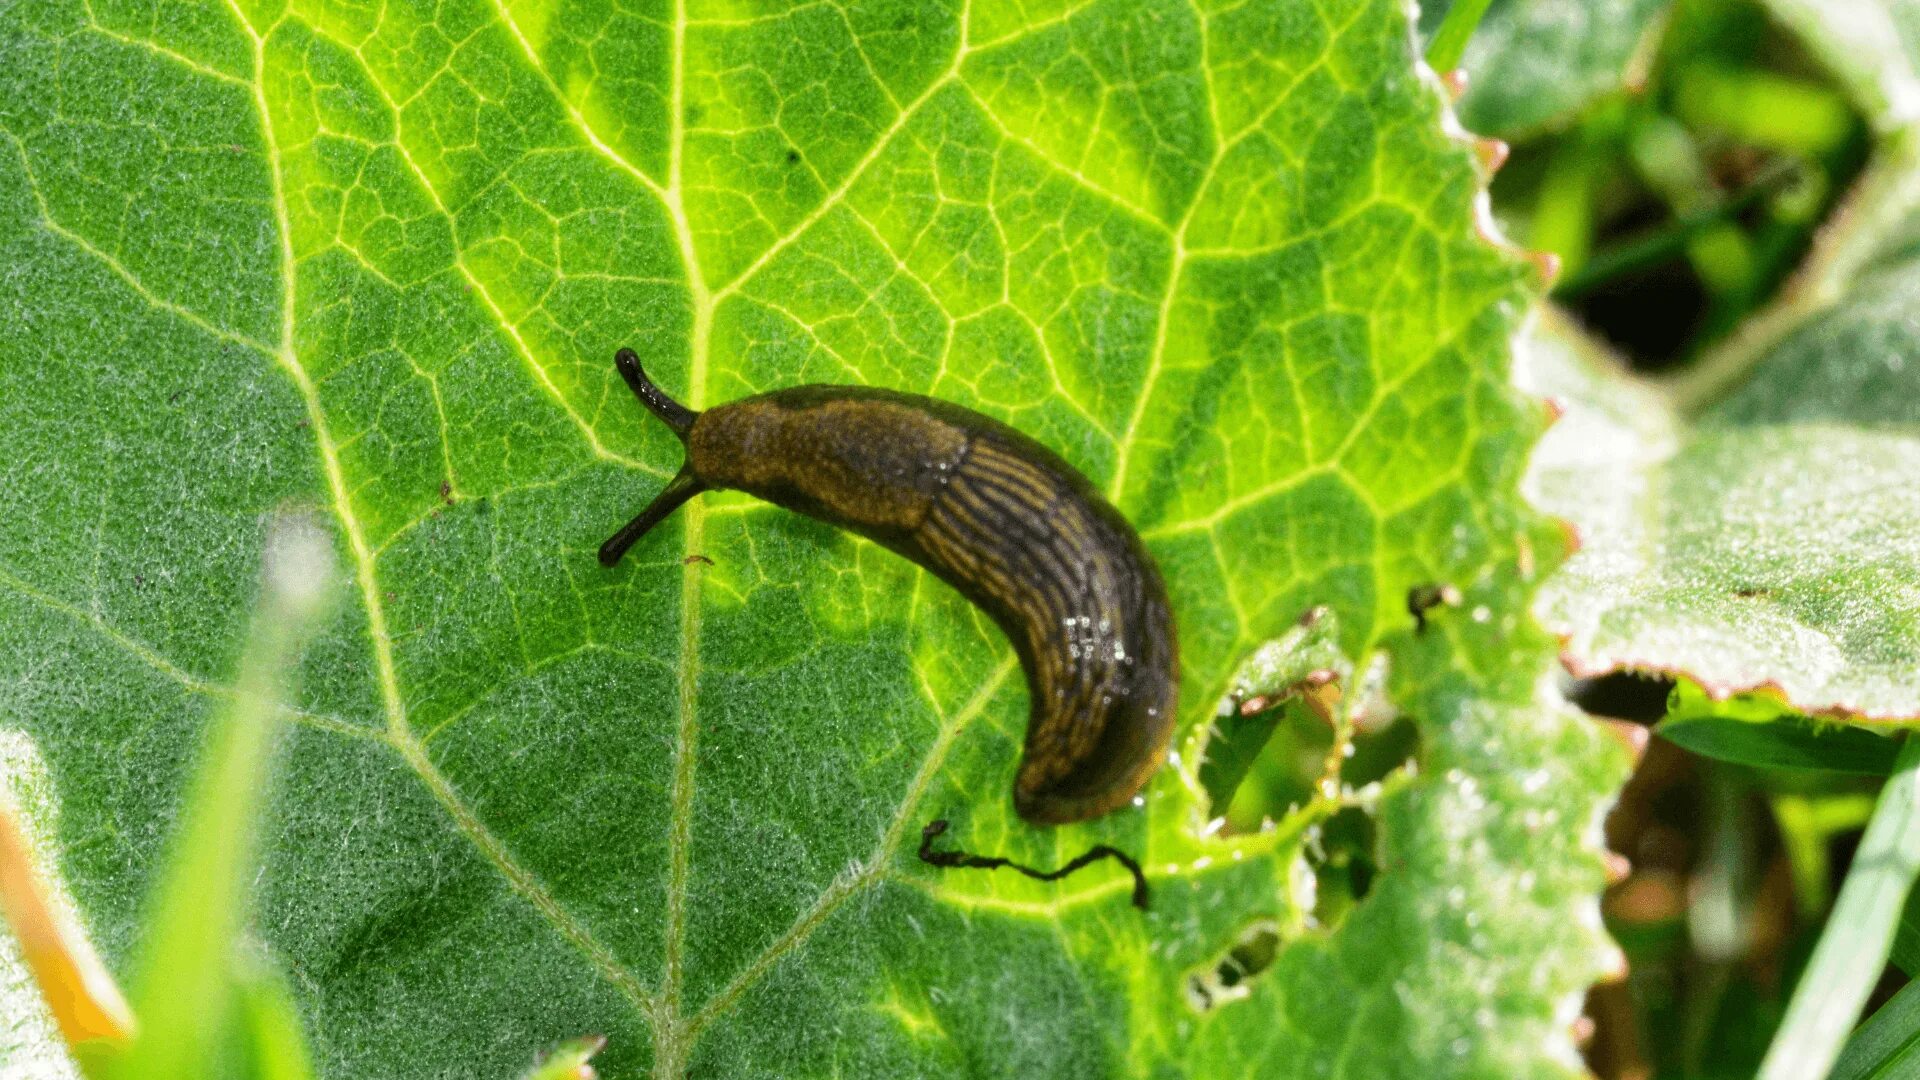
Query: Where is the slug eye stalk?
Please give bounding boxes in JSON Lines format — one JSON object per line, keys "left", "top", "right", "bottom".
{"left": 614, "top": 348, "right": 698, "bottom": 440}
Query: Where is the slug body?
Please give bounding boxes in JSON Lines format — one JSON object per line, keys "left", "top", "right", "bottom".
{"left": 601, "top": 350, "right": 1177, "bottom": 824}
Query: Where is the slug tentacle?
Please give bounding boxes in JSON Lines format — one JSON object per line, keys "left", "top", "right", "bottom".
{"left": 615, "top": 347, "right": 698, "bottom": 441}
{"left": 599, "top": 465, "right": 706, "bottom": 567}
{"left": 600, "top": 349, "right": 708, "bottom": 567}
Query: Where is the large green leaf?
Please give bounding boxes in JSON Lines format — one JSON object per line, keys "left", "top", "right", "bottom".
{"left": 1528, "top": 294, "right": 1920, "bottom": 720}
{"left": 0, "top": 0, "right": 1625, "bottom": 1076}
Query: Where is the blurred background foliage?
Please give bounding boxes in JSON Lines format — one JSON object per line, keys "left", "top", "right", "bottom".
{"left": 1211, "top": 2, "right": 1916, "bottom": 1077}
{"left": 1462, "top": 0, "right": 1869, "bottom": 372}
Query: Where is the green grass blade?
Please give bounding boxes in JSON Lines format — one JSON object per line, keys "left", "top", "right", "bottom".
{"left": 1775, "top": 793, "right": 1878, "bottom": 918}
{"left": 1894, "top": 890, "right": 1920, "bottom": 976}
{"left": 1425, "top": 0, "right": 1496, "bottom": 73}
{"left": 1660, "top": 715, "right": 1901, "bottom": 774}
{"left": 230, "top": 957, "right": 317, "bottom": 1080}
{"left": 1760, "top": 736, "right": 1920, "bottom": 1080}
{"left": 1830, "top": 976, "right": 1920, "bottom": 1080}
{"left": 113, "top": 515, "right": 335, "bottom": 1080}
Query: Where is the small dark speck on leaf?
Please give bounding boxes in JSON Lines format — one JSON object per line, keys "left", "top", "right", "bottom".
{"left": 683, "top": 553, "right": 714, "bottom": 566}
{"left": 295, "top": 418, "right": 309, "bottom": 430}
{"left": 785, "top": 149, "right": 801, "bottom": 164}
{"left": 440, "top": 480, "right": 453, "bottom": 505}
{"left": 168, "top": 390, "right": 183, "bottom": 406}
{"left": 1407, "top": 582, "right": 1462, "bottom": 633}
{"left": 1733, "top": 585, "right": 1772, "bottom": 599}
{"left": 474, "top": 497, "right": 490, "bottom": 516}
{"left": 133, "top": 574, "right": 144, "bottom": 588}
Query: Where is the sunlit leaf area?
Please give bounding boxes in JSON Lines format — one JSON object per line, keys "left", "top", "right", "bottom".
{"left": 0, "top": 0, "right": 1914, "bottom": 1077}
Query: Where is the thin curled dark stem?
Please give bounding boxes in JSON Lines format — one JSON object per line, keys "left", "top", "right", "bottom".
{"left": 615, "top": 347, "right": 698, "bottom": 441}
{"left": 917, "top": 819, "right": 1150, "bottom": 910}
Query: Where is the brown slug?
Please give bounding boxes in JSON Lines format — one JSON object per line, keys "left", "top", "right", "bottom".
{"left": 599, "top": 348, "right": 1178, "bottom": 825}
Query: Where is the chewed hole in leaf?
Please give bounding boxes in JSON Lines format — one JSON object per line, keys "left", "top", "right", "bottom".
{"left": 1213, "top": 706, "right": 1425, "bottom": 833}
{"left": 1205, "top": 696, "right": 1335, "bottom": 827}
{"left": 1201, "top": 638, "right": 1424, "bottom": 839}
{"left": 1196, "top": 607, "right": 1351, "bottom": 821}
{"left": 1307, "top": 806, "right": 1380, "bottom": 929}
{"left": 1193, "top": 606, "right": 1430, "bottom": 840}
{"left": 1184, "top": 921, "right": 1280, "bottom": 1012}
{"left": 1186, "top": 769, "right": 1397, "bottom": 1013}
